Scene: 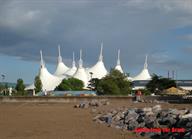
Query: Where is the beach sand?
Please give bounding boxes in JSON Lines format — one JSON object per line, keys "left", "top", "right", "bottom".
{"left": 0, "top": 99, "right": 191, "bottom": 139}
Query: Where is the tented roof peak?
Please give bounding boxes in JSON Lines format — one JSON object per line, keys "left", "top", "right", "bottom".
{"left": 117, "top": 49, "right": 121, "bottom": 65}
{"left": 144, "top": 54, "right": 148, "bottom": 69}
{"left": 54, "top": 45, "right": 69, "bottom": 75}
{"left": 115, "top": 49, "right": 123, "bottom": 73}
{"left": 99, "top": 42, "right": 103, "bottom": 61}
{"left": 57, "top": 44, "right": 62, "bottom": 63}
{"left": 40, "top": 50, "right": 45, "bottom": 68}
{"left": 72, "top": 52, "right": 76, "bottom": 67}
{"left": 79, "top": 49, "right": 83, "bottom": 68}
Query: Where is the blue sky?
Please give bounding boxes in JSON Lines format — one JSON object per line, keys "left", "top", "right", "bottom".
{"left": 0, "top": 0, "right": 192, "bottom": 84}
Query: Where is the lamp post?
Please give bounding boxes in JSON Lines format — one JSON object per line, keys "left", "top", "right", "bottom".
{"left": 89, "top": 72, "right": 93, "bottom": 80}
{"left": 89, "top": 72, "right": 93, "bottom": 90}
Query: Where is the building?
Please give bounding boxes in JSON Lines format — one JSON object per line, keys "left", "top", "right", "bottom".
{"left": 25, "top": 45, "right": 192, "bottom": 92}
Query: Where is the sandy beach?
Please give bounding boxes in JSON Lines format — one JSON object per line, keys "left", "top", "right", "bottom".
{"left": 0, "top": 99, "right": 191, "bottom": 139}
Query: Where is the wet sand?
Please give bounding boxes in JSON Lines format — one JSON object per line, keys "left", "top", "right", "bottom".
{"left": 0, "top": 100, "right": 191, "bottom": 139}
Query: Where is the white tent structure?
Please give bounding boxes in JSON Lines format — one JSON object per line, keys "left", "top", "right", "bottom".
{"left": 54, "top": 45, "right": 69, "bottom": 76}
{"left": 25, "top": 50, "right": 63, "bottom": 91}
{"left": 65, "top": 52, "right": 77, "bottom": 76}
{"left": 73, "top": 50, "right": 89, "bottom": 88}
{"left": 87, "top": 43, "right": 108, "bottom": 80}
{"left": 115, "top": 49, "right": 123, "bottom": 73}
{"left": 133, "top": 55, "right": 151, "bottom": 81}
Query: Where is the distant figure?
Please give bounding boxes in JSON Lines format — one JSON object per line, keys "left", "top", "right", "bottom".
{"left": 32, "top": 89, "right": 35, "bottom": 96}
{"left": 8, "top": 87, "right": 12, "bottom": 96}
{"left": 44, "top": 89, "right": 47, "bottom": 96}
{"left": 136, "top": 90, "right": 142, "bottom": 102}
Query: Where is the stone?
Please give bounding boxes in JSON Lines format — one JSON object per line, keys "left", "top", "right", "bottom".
{"left": 158, "top": 110, "right": 169, "bottom": 118}
{"left": 99, "top": 114, "right": 112, "bottom": 124}
{"left": 136, "top": 108, "right": 144, "bottom": 114}
{"left": 138, "top": 122, "right": 145, "bottom": 128}
{"left": 74, "top": 104, "right": 79, "bottom": 108}
{"left": 137, "top": 115, "right": 145, "bottom": 123}
{"left": 143, "top": 107, "right": 152, "bottom": 112}
{"left": 93, "top": 115, "right": 102, "bottom": 121}
{"left": 152, "top": 105, "right": 162, "bottom": 113}
{"left": 177, "top": 118, "right": 189, "bottom": 128}
{"left": 124, "top": 110, "right": 138, "bottom": 124}
{"left": 144, "top": 116, "right": 156, "bottom": 128}
{"left": 127, "top": 120, "right": 139, "bottom": 130}
{"left": 184, "top": 131, "right": 192, "bottom": 139}
{"left": 181, "top": 113, "right": 192, "bottom": 119}
{"left": 145, "top": 111, "right": 154, "bottom": 116}
{"left": 186, "top": 122, "right": 192, "bottom": 128}
{"left": 94, "top": 106, "right": 192, "bottom": 139}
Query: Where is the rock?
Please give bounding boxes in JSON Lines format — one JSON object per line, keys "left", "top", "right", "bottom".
{"left": 74, "top": 104, "right": 79, "bottom": 108}
{"left": 144, "top": 115, "right": 156, "bottom": 128}
{"left": 137, "top": 115, "right": 145, "bottom": 123}
{"left": 111, "top": 110, "right": 117, "bottom": 115}
{"left": 181, "top": 113, "right": 192, "bottom": 119}
{"left": 186, "top": 122, "right": 192, "bottom": 128}
{"left": 138, "top": 122, "right": 145, "bottom": 128}
{"left": 158, "top": 110, "right": 169, "bottom": 118}
{"left": 152, "top": 105, "right": 161, "bottom": 113}
{"left": 79, "top": 103, "right": 85, "bottom": 108}
{"left": 143, "top": 107, "right": 152, "bottom": 112}
{"left": 113, "top": 112, "right": 123, "bottom": 121}
{"left": 99, "top": 114, "right": 112, "bottom": 124}
{"left": 184, "top": 130, "right": 192, "bottom": 139}
{"left": 177, "top": 118, "right": 189, "bottom": 128}
{"left": 127, "top": 120, "right": 139, "bottom": 130}
{"left": 159, "top": 116, "right": 177, "bottom": 127}
{"left": 93, "top": 115, "right": 102, "bottom": 121}
{"left": 124, "top": 110, "right": 138, "bottom": 124}
{"left": 146, "top": 111, "right": 154, "bottom": 116}
{"left": 94, "top": 106, "right": 192, "bottom": 139}
{"left": 136, "top": 108, "right": 144, "bottom": 114}
{"left": 115, "top": 120, "right": 125, "bottom": 129}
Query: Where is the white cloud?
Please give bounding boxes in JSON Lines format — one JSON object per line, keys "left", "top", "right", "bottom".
{"left": 125, "top": 0, "right": 192, "bottom": 13}
{"left": 182, "top": 34, "right": 192, "bottom": 40}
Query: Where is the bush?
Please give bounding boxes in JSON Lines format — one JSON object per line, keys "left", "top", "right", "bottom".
{"left": 89, "top": 69, "right": 132, "bottom": 95}
{"left": 15, "top": 78, "right": 27, "bottom": 96}
{"left": 56, "top": 78, "right": 84, "bottom": 91}
{"left": 146, "top": 74, "right": 176, "bottom": 94}
{"left": 34, "top": 76, "right": 42, "bottom": 93}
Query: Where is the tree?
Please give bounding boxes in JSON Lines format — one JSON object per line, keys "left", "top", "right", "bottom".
{"left": 89, "top": 69, "right": 132, "bottom": 95}
{"left": 146, "top": 74, "right": 176, "bottom": 94}
{"left": 56, "top": 78, "right": 84, "bottom": 91}
{"left": 34, "top": 76, "right": 42, "bottom": 93}
{"left": 15, "top": 78, "right": 26, "bottom": 95}
{"left": 87, "top": 78, "right": 100, "bottom": 91}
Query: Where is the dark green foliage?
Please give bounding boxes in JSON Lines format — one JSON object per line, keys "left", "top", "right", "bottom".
{"left": 90, "top": 69, "right": 132, "bottom": 95}
{"left": 87, "top": 78, "right": 100, "bottom": 91}
{"left": 146, "top": 74, "right": 176, "bottom": 94}
{"left": 15, "top": 78, "right": 26, "bottom": 95}
{"left": 34, "top": 76, "right": 42, "bottom": 93}
{"left": 56, "top": 78, "right": 84, "bottom": 91}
